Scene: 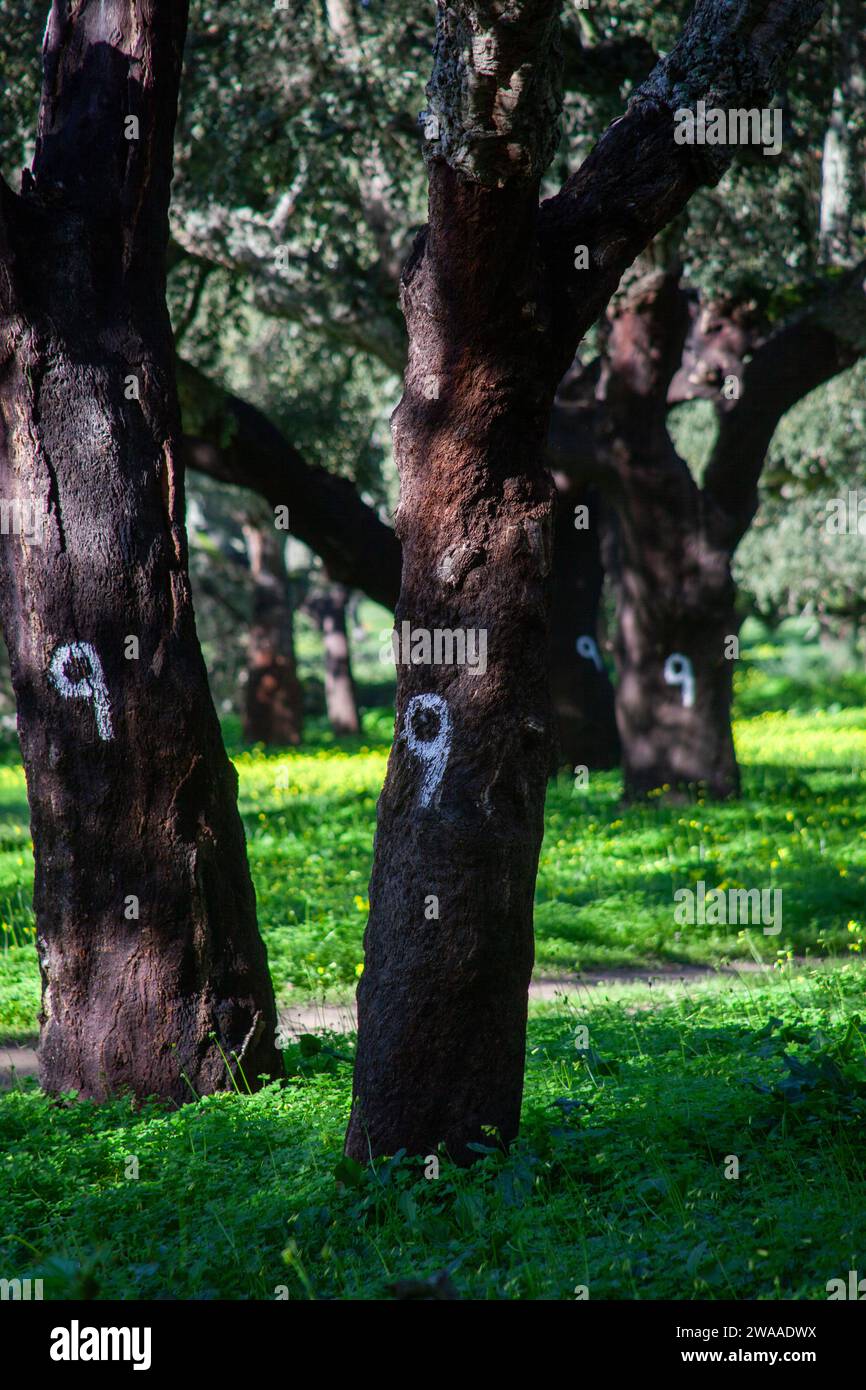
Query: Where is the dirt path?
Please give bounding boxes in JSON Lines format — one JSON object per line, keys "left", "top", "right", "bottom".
{"left": 0, "top": 961, "right": 779, "bottom": 1091}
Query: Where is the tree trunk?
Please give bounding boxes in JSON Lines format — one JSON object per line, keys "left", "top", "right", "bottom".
{"left": 600, "top": 268, "right": 741, "bottom": 799}
{"left": 549, "top": 481, "right": 619, "bottom": 771}
{"left": 305, "top": 582, "right": 360, "bottom": 735}
{"left": 242, "top": 522, "right": 303, "bottom": 745}
{"left": 344, "top": 0, "right": 823, "bottom": 1162}
{"left": 609, "top": 491, "right": 741, "bottom": 801}
{"left": 345, "top": 167, "right": 560, "bottom": 1163}
{"left": 0, "top": 1, "right": 280, "bottom": 1101}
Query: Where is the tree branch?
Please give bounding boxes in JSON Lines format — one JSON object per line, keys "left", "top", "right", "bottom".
{"left": 703, "top": 259, "right": 866, "bottom": 543}
{"left": 177, "top": 360, "right": 401, "bottom": 610}
{"left": 170, "top": 204, "right": 406, "bottom": 373}
{"left": 539, "top": 0, "right": 826, "bottom": 356}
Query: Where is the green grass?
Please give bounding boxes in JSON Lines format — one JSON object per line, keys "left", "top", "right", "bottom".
{"left": 1, "top": 666, "right": 864, "bottom": 1299}
{"left": 2, "top": 965, "right": 865, "bottom": 1300}
{"left": 2, "top": 674, "right": 864, "bottom": 1021}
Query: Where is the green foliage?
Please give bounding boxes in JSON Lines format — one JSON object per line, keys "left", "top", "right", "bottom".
{"left": 736, "top": 493, "right": 866, "bottom": 636}
{"left": 0, "top": 2, "right": 41, "bottom": 175}
{"left": 748, "top": 1011, "right": 866, "bottom": 1133}
{"left": 2, "top": 0, "right": 859, "bottom": 661}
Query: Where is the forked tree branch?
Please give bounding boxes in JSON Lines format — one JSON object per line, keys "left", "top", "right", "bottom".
{"left": 540, "top": 0, "right": 826, "bottom": 354}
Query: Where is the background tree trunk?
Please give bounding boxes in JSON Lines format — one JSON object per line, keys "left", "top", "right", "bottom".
{"left": 242, "top": 522, "right": 303, "bottom": 745}
{"left": 305, "top": 581, "right": 360, "bottom": 736}
{"left": 0, "top": 1, "right": 280, "bottom": 1101}
{"left": 602, "top": 245, "right": 866, "bottom": 799}
{"left": 608, "top": 493, "right": 741, "bottom": 800}
{"left": 601, "top": 268, "right": 741, "bottom": 799}
{"left": 550, "top": 480, "right": 619, "bottom": 771}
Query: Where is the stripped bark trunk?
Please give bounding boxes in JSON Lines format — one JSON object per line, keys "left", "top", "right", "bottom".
{"left": 345, "top": 159, "right": 560, "bottom": 1161}
{"left": 0, "top": 1, "right": 280, "bottom": 1100}
{"left": 345, "top": 0, "right": 824, "bottom": 1162}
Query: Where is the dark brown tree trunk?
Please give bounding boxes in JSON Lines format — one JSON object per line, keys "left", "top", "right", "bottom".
{"left": 605, "top": 245, "right": 866, "bottom": 800}
{"left": 345, "top": 0, "right": 823, "bottom": 1162}
{"left": 0, "top": 2, "right": 280, "bottom": 1101}
{"left": 549, "top": 481, "right": 619, "bottom": 771}
{"left": 601, "top": 268, "right": 741, "bottom": 799}
{"left": 242, "top": 522, "right": 303, "bottom": 745}
{"left": 345, "top": 158, "right": 562, "bottom": 1162}
{"left": 608, "top": 490, "right": 741, "bottom": 801}
{"left": 305, "top": 582, "right": 360, "bottom": 736}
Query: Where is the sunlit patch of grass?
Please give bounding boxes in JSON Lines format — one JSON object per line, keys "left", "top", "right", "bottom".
{"left": 0, "top": 680, "right": 863, "bottom": 1027}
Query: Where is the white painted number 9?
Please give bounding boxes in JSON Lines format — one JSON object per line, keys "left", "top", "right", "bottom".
{"left": 48, "top": 641, "right": 114, "bottom": 741}
{"left": 576, "top": 635, "right": 603, "bottom": 671}
{"left": 663, "top": 652, "right": 695, "bottom": 709}
{"left": 402, "top": 693, "right": 451, "bottom": 808}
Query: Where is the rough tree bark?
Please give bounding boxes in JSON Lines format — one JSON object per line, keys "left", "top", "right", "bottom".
{"left": 242, "top": 521, "right": 303, "bottom": 745}
{"left": 304, "top": 580, "right": 360, "bottom": 736}
{"left": 0, "top": 1, "right": 281, "bottom": 1100}
{"left": 346, "top": 0, "right": 824, "bottom": 1162}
